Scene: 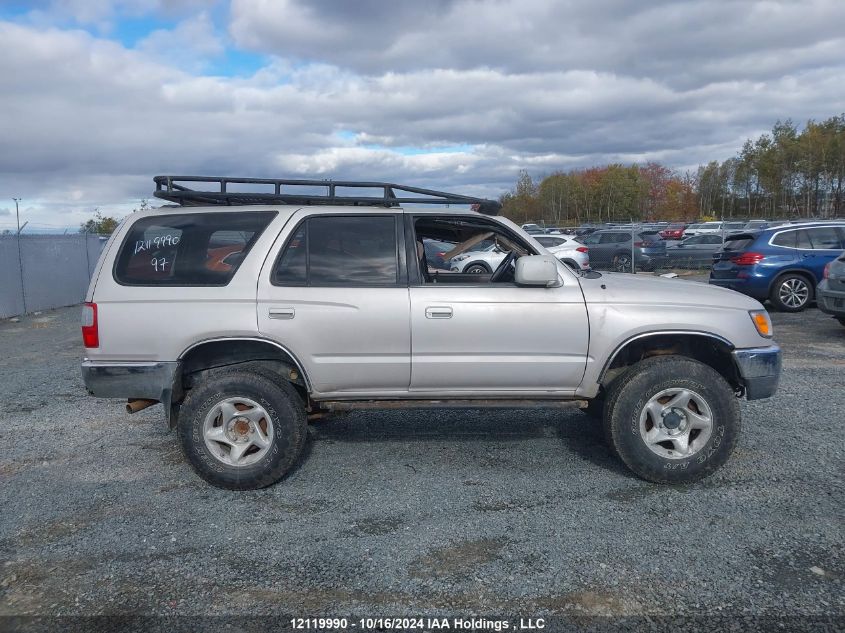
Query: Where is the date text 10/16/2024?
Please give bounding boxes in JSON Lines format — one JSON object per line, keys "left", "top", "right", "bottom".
{"left": 291, "top": 617, "right": 546, "bottom": 631}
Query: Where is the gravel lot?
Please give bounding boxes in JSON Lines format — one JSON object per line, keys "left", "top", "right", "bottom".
{"left": 0, "top": 293, "right": 843, "bottom": 627}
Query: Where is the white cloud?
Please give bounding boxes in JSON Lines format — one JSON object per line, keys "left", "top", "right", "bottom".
{"left": 1, "top": 1, "right": 845, "bottom": 228}
{"left": 229, "top": 0, "right": 845, "bottom": 87}
{"left": 136, "top": 12, "right": 224, "bottom": 69}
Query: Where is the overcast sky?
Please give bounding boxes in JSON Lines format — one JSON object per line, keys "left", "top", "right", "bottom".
{"left": 1, "top": 0, "right": 843, "bottom": 230}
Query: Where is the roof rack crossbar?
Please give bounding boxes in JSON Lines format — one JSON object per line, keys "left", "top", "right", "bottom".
{"left": 153, "top": 176, "right": 501, "bottom": 215}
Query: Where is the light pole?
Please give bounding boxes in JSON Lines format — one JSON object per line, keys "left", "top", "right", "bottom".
{"left": 12, "top": 198, "right": 26, "bottom": 314}
{"left": 13, "top": 198, "right": 21, "bottom": 234}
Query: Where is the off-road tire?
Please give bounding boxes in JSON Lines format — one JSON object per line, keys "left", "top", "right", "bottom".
{"left": 602, "top": 355, "right": 740, "bottom": 484}
{"left": 769, "top": 273, "right": 813, "bottom": 312}
{"left": 178, "top": 370, "right": 306, "bottom": 490}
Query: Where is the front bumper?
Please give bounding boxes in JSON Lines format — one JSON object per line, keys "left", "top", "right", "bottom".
{"left": 732, "top": 345, "right": 782, "bottom": 400}
{"left": 82, "top": 361, "right": 181, "bottom": 419}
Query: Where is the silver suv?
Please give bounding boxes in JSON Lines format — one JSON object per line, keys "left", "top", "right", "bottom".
{"left": 81, "top": 176, "right": 782, "bottom": 490}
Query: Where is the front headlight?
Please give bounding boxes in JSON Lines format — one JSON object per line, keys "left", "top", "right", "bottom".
{"left": 453, "top": 254, "right": 470, "bottom": 261}
{"left": 749, "top": 310, "right": 773, "bottom": 338}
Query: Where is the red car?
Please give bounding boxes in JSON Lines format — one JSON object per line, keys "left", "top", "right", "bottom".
{"left": 659, "top": 223, "right": 686, "bottom": 240}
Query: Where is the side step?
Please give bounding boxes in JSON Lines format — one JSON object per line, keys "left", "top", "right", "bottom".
{"left": 317, "top": 399, "right": 588, "bottom": 412}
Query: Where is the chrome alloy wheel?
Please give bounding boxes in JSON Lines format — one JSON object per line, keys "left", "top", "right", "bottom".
{"left": 778, "top": 278, "right": 810, "bottom": 308}
{"left": 203, "top": 397, "right": 274, "bottom": 467}
{"left": 638, "top": 388, "right": 713, "bottom": 460}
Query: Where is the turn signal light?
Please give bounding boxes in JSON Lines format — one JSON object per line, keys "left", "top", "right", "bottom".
{"left": 749, "top": 310, "right": 773, "bottom": 338}
{"left": 731, "top": 252, "right": 764, "bottom": 265}
{"left": 81, "top": 302, "right": 99, "bottom": 348}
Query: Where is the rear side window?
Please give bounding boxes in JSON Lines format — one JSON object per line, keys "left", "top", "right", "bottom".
{"left": 114, "top": 211, "right": 276, "bottom": 286}
{"left": 273, "top": 215, "right": 399, "bottom": 286}
{"left": 805, "top": 227, "right": 845, "bottom": 250}
{"left": 600, "top": 232, "right": 626, "bottom": 244}
{"left": 771, "top": 230, "right": 797, "bottom": 248}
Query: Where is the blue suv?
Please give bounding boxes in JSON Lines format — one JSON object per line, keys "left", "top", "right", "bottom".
{"left": 709, "top": 222, "right": 845, "bottom": 312}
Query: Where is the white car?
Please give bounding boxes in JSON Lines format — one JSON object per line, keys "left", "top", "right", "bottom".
{"left": 452, "top": 236, "right": 589, "bottom": 273}
{"left": 684, "top": 221, "right": 746, "bottom": 237}
{"left": 534, "top": 235, "right": 590, "bottom": 270}
{"left": 450, "top": 243, "right": 508, "bottom": 273}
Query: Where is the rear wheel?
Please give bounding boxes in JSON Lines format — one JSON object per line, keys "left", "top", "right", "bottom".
{"left": 770, "top": 273, "right": 812, "bottom": 312}
{"left": 838, "top": 317, "right": 845, "bottom": 327}
{"left": 178, "top": 370, "right": 306, "bottom": 490}
{"left": 612, "top": 254, "right": 631, "bottom": 272}
{"left": 602, "top": 356, "right": 740, "bottom": 484}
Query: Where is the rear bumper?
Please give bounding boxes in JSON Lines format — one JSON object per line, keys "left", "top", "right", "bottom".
{"left": 817, "top": 280, "right": 845, "bottom": 317}
{"left": 732, "top": 345, "right": 781, "bottom": 400}
{"left": 81, "top": 360, "right": 181, "bottom": 409}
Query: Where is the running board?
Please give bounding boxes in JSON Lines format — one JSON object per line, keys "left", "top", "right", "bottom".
{"left": 318, "top": 399, "right": 588, "bottom": 412}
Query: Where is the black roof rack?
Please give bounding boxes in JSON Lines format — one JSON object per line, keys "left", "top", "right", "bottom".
{"left": 153, "top": 176, "right": 501, "bottom": 215}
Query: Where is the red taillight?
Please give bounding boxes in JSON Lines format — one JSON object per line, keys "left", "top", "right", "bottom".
{"left": 823, "top": 262, "right": 831, "bottom": 279}
{"left": 576, "top": 246, "right": 588, "bottom": 253}
{"left": 81, "top": 302, "right": 99, "bottom": 348}
{"left": 730, "top": 252, "right": 764, "bottom": 266}
{"left": 633, "top": 241, "right": 646, "bottom": 247}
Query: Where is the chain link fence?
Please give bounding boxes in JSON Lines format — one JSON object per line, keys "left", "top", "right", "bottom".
{"left": 0, "top": 234, "right": 106, "bottom": 319}
{"left": 571, "top": 223, "right": 727, "bottom": 275}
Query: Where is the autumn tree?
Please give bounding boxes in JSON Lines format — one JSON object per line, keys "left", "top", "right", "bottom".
{"left": 80, "top": 209, "right": 119, "bottom": 235}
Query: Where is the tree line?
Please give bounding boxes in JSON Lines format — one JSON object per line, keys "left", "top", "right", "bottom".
{"left": 500, "top": 114, "right": 845, "bottom": 225}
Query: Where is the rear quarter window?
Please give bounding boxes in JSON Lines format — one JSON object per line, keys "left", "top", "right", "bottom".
{"left": 114, "top": 211, "right": 276, "bottom": 286}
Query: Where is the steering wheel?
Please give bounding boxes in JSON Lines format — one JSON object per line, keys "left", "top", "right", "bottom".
{"left": 490, "top": 250, "right": 517, "bottom": 283}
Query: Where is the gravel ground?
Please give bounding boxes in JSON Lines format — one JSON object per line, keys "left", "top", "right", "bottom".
{"left": 0, "top": 298, "right": 843, "bottom": 628}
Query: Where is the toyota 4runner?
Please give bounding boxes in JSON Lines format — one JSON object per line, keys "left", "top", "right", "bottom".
{"left": 81, "top": 176, "right": 782, "bottom": 490}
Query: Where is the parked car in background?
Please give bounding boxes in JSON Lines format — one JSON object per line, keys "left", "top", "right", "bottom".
{"left": 579, "top": 229, "right": 666, "bottom": 271}
{"left": 450, "top": 241, "right": 507, "bottom": 273}
{"left": 521, "top": 223, "right": 545, "bottom": 235}
{"left": 575, "top": 224, "right": 600, "bottom": 237}
{"left": 422, "top": 238, "right": 456, "bottom": 271}
{"left": 709, "top": 222, "right": 845, "bottom": 311}
{"left": 665, "top": 234, "right": 724, "bottom": 268}
{"left": 684, "top": 221, "right": 746, "bottom": 237}
{"left": 659, "top": 223, "right": 687, "bottom": 240}
{"left": 817, "top": 251, "right": 845, "bottom": 326}
{"left": 534, "top": 235, "right": 590, "bottom": 270}
{"left": 743, "top": 220, "right": 780, "bottom": 231}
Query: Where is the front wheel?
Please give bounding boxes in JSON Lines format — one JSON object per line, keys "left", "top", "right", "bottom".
{"left": 770, "top": 274, "right": 813, "bottom": 312}
{"left": 464, "top": 263, "right": 491, "bottom": 274}
{"left": 177, "top": 370, "right": 307, "bottom": 490}
{"left": 602, "top": 356, "right": 740, "bottom": 484}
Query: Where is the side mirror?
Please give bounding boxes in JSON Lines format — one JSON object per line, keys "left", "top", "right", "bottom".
{"left": 515, "top": 255, "right": 561, "bottom": 287}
